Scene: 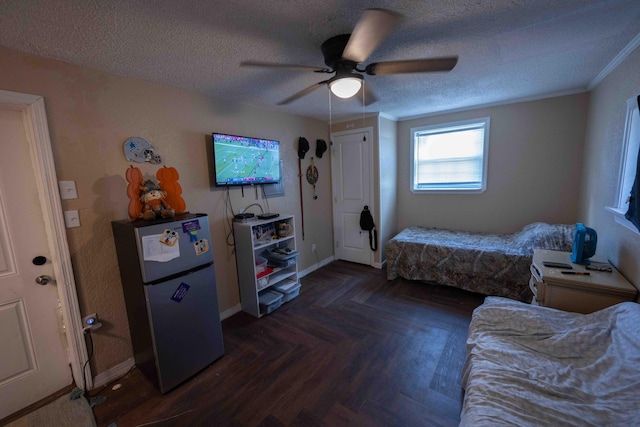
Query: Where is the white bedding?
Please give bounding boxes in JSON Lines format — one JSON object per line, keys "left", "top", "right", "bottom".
{"left": 460, "top": 297, "right": 640, "bottom": 426}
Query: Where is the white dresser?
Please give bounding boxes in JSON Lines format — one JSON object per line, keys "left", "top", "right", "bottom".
{"left": 530, "top": 249, "right": 637, "bottom": 314}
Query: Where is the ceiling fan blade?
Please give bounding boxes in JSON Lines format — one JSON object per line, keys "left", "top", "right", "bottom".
{"left": 277, "top": 80, "right": 328, "bottom": 105}
{"left": 365, "top": 57, "right": 458, "bottom": 75}
{"left": 342, "top": 9, "right": 402, "bottom": 64}
{"left": 241, "top": 61, "right": 330, "bottom": 73}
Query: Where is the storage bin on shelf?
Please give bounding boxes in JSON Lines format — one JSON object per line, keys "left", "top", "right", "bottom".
{"left": 253, "top": 223, "right": 276, "bottom": 245}
{"left": 255, "top": 255, "right": 268, "bottom": 275}
{"left": 272, "top": 281, "right": 301, "bottom": 303}
{"left": 264, "top": 254, "right": 297, "bottom": 269}
{"left": 258, "top": 290, "right": 283, "bottom": 315}
{"left": 257, "top": 276, "right": 269, "bottom": 290}
{"left": 263, "top": 247, "right": 298, "bottom": 267}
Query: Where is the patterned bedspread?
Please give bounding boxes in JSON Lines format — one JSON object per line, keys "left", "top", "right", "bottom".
{"left": 385, "top": 223, "right": 574, "bottom": 301}
{"left": 461, "top": 297, "right": 640, "bottom": 426}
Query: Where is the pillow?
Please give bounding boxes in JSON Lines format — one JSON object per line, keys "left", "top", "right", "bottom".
{"left": 509, "top": 223, "right": 575, "bottom": 253}
{"left": 533, "top": 223, "right": 575, "bottom": 251}
{"left": 508, "top": 223, "right": 544, "bottom": 251}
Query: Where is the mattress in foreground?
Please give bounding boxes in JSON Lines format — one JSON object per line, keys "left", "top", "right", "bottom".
{"left": 461, "top": 297, "right": 640, "bottom": 426}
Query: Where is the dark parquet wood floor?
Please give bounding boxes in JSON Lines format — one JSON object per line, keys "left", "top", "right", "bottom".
{"left": 92, "top": 261, "right": 485, "bottom": 427}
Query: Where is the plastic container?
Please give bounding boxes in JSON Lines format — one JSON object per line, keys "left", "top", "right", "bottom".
{"left": 255, "top": 255, "right": 268, "bottom": 275}
{"left": 272, "top": 282, "right": 301, "bottom": 303}
{"left": 257, "top": 276, "right": 269, "bottom": 290}
{"left": 258, "top": 290, "right": 283, "bottom": 315}
{"left": 263, "top": 248, "right": 298, "bottom": 262}
{"left": 267, "top": 255, "right": 297, "bottom": 269}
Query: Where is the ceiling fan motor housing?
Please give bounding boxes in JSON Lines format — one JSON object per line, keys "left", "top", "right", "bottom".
{"left": 321, "top": 34, "right": 358, "bottom": 69}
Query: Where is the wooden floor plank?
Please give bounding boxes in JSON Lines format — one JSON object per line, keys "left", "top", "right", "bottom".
{"left": 92, "top": 261, "right": 485, "bottom": 426}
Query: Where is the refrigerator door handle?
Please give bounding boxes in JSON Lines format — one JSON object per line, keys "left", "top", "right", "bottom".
{"left": 146, "top": 261, "right": 214, "bottom": 286}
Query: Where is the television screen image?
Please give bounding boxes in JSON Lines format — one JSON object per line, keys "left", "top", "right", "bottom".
{"left": 212, "top": 133, "right": 280, "bottom": 186}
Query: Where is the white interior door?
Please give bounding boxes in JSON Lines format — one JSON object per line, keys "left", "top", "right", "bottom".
{"left": 0, "top": 107, "right": 72, "bottom": 419}
{"left": 331, "top": 128, "right": 373, "bottom": 265}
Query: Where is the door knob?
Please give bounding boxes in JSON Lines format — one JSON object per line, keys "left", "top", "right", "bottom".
{"left": 35, "top": 275, "right": 52, "bottom": 286}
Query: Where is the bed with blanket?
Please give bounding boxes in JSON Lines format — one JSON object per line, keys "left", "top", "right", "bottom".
{"left": 461, "top": 297, "right": 640, "bottom": 426}
{"left": 385, "top": 222, "right": 574, "bottom": 301}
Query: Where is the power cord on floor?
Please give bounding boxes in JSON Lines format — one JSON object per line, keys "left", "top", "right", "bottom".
{"left": 82, "top": 329, "right": 94, "bottom": 397}
{"left": 69, "top": 322, "right": 137, "bottom": 409}
{"left": 69, "top": 327, "right": 96, "bottom": 402}
{"left": 71, "top": 329, "right": 109, "bottom": 407}
{"left": 72, "top": 325, "right": 137, "bottom": 408}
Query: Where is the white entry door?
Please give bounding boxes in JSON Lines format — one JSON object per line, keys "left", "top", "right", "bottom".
{"left": 331, "top": 128, "right": 373, "bottom": 265}
{"left": 0, "top": 107, "right": 72, "bottom": 419}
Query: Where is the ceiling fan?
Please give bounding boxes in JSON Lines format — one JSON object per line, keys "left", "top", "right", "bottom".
{"left": 241, "top": 9, "right": 458, "bottom": 106}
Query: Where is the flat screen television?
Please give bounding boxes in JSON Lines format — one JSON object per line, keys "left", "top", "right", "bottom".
{"left": 212, "top": 132, "right": 281, "bottom": 186}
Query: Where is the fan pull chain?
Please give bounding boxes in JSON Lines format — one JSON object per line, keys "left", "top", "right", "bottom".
{"left": 329, "top": 90, "right": 333, "bottom": 146}
{"left": 362, "top": 81, "right": 366, "bottom": 141}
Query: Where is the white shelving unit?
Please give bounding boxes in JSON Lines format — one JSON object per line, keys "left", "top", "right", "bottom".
{"left": 233, "top": 214, "right": 298, "bottom": 317}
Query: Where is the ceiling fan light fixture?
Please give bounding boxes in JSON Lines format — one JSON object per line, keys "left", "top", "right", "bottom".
{"left": 329, "top": 76, "right": 362, "bottom": 98}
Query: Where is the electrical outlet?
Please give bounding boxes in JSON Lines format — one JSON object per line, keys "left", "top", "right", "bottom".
{"left": 311, "top": 243, "right": 317, "bottom": 253}
{"left": 82, "top": 313, "right": 102, "bottom": 331}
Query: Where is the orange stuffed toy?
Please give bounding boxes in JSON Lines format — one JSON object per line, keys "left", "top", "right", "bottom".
{"left": 126, "top": 166, "right": 186, "bottom": 220}
{"left": 139, "top": 180, "right": 175, "bottom": 220}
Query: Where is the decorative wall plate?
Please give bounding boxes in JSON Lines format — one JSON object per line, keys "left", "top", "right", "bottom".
{"left": 123, "top": 137, "right": 162, "bottom": 164}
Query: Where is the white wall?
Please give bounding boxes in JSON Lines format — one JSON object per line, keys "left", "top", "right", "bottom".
{"left": 580, "top": 45, "right": 640, "bottom": 290}
{"left": 378, "top": 115, "right": 398, "bottom": 263}
{"left": 396, "top": 93, "right": 589, "bottom": 234}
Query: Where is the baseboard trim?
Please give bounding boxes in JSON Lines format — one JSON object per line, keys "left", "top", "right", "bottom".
{"left": 92, "top": 357, "right": 135, "bottom": 389}
{"left": 299, "top": 255, "right": 334, "bottom": 278}
{"left": 220, "top": 304, "right": 242, "bottom": 320}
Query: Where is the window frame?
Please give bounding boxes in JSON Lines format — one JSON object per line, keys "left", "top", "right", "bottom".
{"left": 410, "top": 117, "right": 491, "bottom": 194}
{"left": 605, "top": 95, "right": 640, "bottom": 234}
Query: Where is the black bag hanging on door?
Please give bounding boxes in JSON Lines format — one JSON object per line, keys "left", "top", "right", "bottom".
{"left": 360, "top": 205, "right": 378, "bottom": 251}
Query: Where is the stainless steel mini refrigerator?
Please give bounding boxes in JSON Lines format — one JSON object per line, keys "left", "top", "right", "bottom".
{"left": 112, "top": 213, "right": 224, "bottom": 393}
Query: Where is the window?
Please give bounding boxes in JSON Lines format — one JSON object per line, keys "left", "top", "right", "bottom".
{"left": 410, "top": 117, "right": 490, "bottom": 193}
{"left": 606, "top": 96, "right": 640, "bottom": 234}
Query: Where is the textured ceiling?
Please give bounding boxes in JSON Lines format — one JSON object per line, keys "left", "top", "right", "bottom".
{"left": 1, "top": 0, "right": 639, "bottom": 121}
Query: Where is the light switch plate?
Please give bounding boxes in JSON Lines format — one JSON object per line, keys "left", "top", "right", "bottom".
{"left": 58, "top": 181, "right": 78, "bottom": 200}
{"left": 64, "top": 210, "right": 80, "bottom": 228}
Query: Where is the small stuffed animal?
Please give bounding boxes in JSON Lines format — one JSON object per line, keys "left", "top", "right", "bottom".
{"left": 139, "top": 180, "right": 175, "bottom": 220}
